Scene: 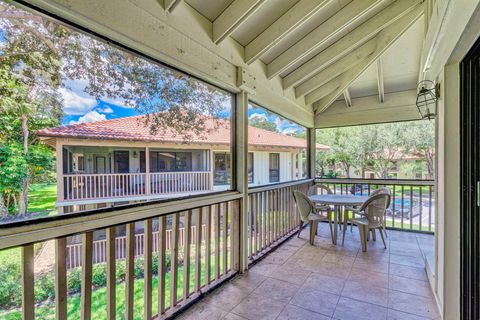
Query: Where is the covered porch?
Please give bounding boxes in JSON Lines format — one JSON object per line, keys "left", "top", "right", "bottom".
{"left": 1, "top": 0, "right": 478, "bottom": 318}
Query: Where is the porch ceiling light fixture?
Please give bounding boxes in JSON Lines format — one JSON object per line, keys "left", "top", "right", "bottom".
{"left": 416, "top": 80, "right": 439, "bottom": 120}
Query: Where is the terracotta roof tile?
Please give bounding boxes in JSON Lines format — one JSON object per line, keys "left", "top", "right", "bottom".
{"left": 37, "top": 115, "right": 329, "bottom": 150}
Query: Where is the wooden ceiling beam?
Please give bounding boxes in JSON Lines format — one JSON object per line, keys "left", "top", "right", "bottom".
{"left": 267, "top": 0, "right": 384, "bottom": 79}
{"left": 164, "top": 0, "right": 182, "bottom": 12}
{"left": 309, "top": 5, "right": 423, "bottom": 109}
{"left": 282, "top": 0, "right": 421, "bottom": 90}
{"left": 343, "top": 89, "right": 352, "bottom": 108}
{"left": 376, "top": 59, "right": 385, "bottom": 102}
{"left": 244, "top": 0, "right": 332, "bottom": 64}
{"left": 295, "top": 38, "right": 376, "bottom": 98}
{"left": 212, "top": 0, "right": 267, "bottom": 44}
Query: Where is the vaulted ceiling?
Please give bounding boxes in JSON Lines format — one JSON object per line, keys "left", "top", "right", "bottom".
{"left": 178, "top": 0, "right": 424, "bottom": 123}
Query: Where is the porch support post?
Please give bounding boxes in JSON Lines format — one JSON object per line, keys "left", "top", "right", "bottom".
{"left": 308, "top": 128, "right": 316, "bottom": 179}
{"left": 56, "top": 140, "right": 64, "bottom": 214}
{"left": 145, "top": 147, "right": 150, "bottom": 195}
{"left": 235, "top": 90, "right": 249, "bottom": 272}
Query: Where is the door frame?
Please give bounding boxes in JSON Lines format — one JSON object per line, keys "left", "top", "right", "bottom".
{"left": 460, "top": 35, "right": 480, "bottom": 320}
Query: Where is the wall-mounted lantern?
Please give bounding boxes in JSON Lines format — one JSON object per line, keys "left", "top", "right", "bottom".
{"left": 416, "top": 80, "right": 440, "bottom": 120}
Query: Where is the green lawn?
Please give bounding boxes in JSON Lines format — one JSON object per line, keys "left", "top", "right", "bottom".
{"left": 28, "top": 183, "right": 57, "bottom": 214}
{"left": 0, "top": 255, "right": 223, "bottom": 320}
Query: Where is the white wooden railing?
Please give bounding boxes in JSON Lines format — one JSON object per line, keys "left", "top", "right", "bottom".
{"left": 66, "top": 225, "right": 207, "bottom": 269}
{"left": 0, "top": 192, "right": 242, "bottom": 320}
{"left": 150, "top": 171, "right": 211, "bottom": 194}
{"left": 247, "top": 180, "right": 312, "bottom": 262}
{"left": 62, "top": 171, "right": 212, "bottom": 201}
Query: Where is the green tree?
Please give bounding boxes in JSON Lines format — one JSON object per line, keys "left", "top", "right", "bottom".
{"left": 248, "top": 114, "right": 277, "bottom": 132}
{"left": 0, "top": 2, "right": 228, "bottom": 215}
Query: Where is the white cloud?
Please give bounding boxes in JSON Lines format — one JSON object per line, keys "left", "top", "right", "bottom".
{"left": 60, "top": 87, "right": 97, "bottom": 115}
{"left": 281, "top": 127, "right": 299, "bottom": 135}
{"left": 97, "top": 106, "right": 114, "bottom": 114}
{"left": 248, "top": 112, "right": 269, "bottom": 121}
{"left": 69, "top": 111, "right": 107, "bottom": 124}
{"left": 101, "top": 96, "right": 135, "bottom": 108}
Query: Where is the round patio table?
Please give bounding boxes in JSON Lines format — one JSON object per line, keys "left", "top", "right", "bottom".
{"left": 309, "top": 194, "right": 370, "bottom": 245}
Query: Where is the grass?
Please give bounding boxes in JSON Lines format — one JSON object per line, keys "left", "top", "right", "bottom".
{"left": 28, "top": 183, "right": 57, "bottom": 214}
{"left": 0, "top": 253, "right": 224, "bottom": 320}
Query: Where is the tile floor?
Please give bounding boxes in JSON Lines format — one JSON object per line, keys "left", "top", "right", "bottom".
{"left": 178, "top": 224, "right": 439, "bottom": 320}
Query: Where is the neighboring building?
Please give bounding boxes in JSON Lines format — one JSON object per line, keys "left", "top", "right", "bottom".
{"left": 38, "top": 115, "right": 328, "bottom": 213}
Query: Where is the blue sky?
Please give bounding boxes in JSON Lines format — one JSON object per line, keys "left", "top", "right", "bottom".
{"left": 60, "top": 79, "right": 305, "bottom": 135}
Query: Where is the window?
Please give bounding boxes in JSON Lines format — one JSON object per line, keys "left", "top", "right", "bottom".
{"left": 248, "top": 152, "right": 254, "bottom": 183}
{"left": 0, "top": 0, "right": 234, "bottom": 223}
{"left": 269, "top": 153, "right": 280, "bottom": 183}
{"left": 248, "top": 102, "right": 307, "bottom": 186}
{"left": 214, "top": 153, "right": 231, "bottom": 185}
{"left": 150, "top": 152, "right": 192, "bottom": 172}
{"left": 77, "top": 156, "right": 85, "bottom": 171}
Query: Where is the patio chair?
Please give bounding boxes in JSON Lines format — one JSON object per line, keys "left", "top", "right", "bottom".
{"left": 345, "top": 187, "right": 391, "bottom": 236}
{"left": 293, "top": 190, "right": 333, "bottom": 245}
{"left": 342, "top": 193, "right": 391, "bottom": 252}
{"left": 307, "top": 184, "right": 333, "bottom": 214}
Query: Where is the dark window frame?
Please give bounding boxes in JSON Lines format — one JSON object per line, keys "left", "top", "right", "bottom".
{"left": 269, "top": 153, "right": 280, "bottom": 183}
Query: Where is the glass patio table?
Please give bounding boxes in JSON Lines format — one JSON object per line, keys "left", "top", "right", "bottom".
{"left": 309, "top": 194, "right": 370, "bottom": 245}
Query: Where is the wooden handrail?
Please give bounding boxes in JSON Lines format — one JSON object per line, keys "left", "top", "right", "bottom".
{"left": 315, "top": 177, "right": 435, "bottom": 186}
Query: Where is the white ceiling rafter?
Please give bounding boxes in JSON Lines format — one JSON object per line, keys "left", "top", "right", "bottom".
{"left": 164, "top": 0, "right": 183, "bottom": 12}
{"left": 343, "top": 89, "right": 352, "bottom": 107}
{"left": 309, "top": 4, "right": 423, "bottom": 111}
{"left": 295, "top": 38, "right": 376, "bottom": 98}
{"left": 212, "top": 0, "right": 267, "bottom": 44}
{"left": 266, "top": 0, "right": 385, "bottom": 79}
{"left": 376, "top": 59, "right": 385, "bottom": 102}
{"left": 282, "top": 0, "right": 421, "bottom": 90}
{"left": 244, "top": 0, "right": 332, "bottom": 64}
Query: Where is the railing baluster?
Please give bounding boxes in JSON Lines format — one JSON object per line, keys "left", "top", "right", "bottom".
{"left": 409, "top": 186, "right": 414, "bottom": 230}
{"left": 222, "top": 202, "right": 228, "bottom": 275}
{"left": 194, "top": 208, "right": 202, "bottom": 292}
{"left": 158, "top": 216, "right": 166, "bottom": 315}
{"left": 205, "top": 206, "right": 212, "bottom": 285}
{"left": 81, "top": 232, "right": 93, "bottom": 320}
{"left": 183, "top": 210, "right": 191, "bottom": 300}
{"left": 170, "top": 213, "right": 180, "bottom": 308}
{"left": 55, "top": 238, "right": 67, "bottom": 320}
{"left": 419, "top": 186, "right": 423, "bottom": 231}
{"left": 214, "top": 204, "right": 220, "bottom": 281}
{"left": 106, "top": 227, "right": 116, "bottom": 320}
{"left": 125, "top": 223, "right": 135, "bottom": 320}
{"left": 144, "top": 219, "right": 153, "bottom": 320}
{"left": 22, "top": 244, "right": 34, "bottom": 320}
{"left": 429, "top": 186, "right": 433, "bottom": 232}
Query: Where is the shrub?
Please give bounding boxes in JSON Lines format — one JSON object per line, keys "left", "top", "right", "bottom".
{"left": 92, "top": 264, "right": 107, "bottom": 288}
{"left": 67, "top": 268, "right": 82, "bottom": 294}
{"left": 34, "top": 273, "right": 55, "bottom": 303}
{"left": 0, "top": 260, "right": 21, "bottom": 308}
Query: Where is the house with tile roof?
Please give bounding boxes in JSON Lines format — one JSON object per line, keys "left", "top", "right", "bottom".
{"left": 38, "top": 115, "right": 329, "bottom": 213}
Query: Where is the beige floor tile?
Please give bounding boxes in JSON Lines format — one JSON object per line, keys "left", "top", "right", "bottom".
{"left": 349, "top": 267, "right": 389, "bottom": 289}
{"left": 302, "top": 272, "right": 346, "bottom": 295}
{"left": 387, "top": 309, "right": 431, "bottom": 319}
{"left": 314, "top": 261, "right": 352, "bottom": 279}
{"left": 202, "top": 285, "right": 250, "bottom": 312}
{"left": 289, "top": 287, "right": 340, "bottom": 317}
{"left": 231, "top": 295, "right": 285, "bottom": 320}
{"left": 229, "top": 272, "right": 268, "bottom": 293}
{"left": 390, "top": 254, "right": 425, "bottom": 268}
{"left": 354, "top": 258, "right": 390, "bottom": 274}
{"left": 178, "top": 302, "right": 229, "bottom": 320}
{"left": 269, "top": 263, "right": 311, "bottom": 285}
{"left": 322, "top": 252, "right": 356, "bottom": 266}
{"left": 251, "top": 278, "right": 300, "bottom": 303}
{"left": 389, "top": 263, "right": 428, "bottom": 281}
{"left": 389, "top": 275, "right": 433, "bottom": 298}
{"left": 249, "top": 261, "right": 278, "bottom": 277}
{"left": 276, "top": 304, "right": 331, "bottom": 320}
{"left": 341, "top": 280, "right": 389, "bottom": 307}
{"left": 333, "top": 297, "right": 388, "bottom": 320}
{"left": 388, "top": 290, "right": 440, "bottom": 318}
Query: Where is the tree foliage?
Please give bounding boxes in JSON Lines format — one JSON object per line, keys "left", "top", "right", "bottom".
{"left": 0, "top": 2, "right": 229, "bottom": 215}
{"left": 316, "top": 121, "right": 436, "bottom": 179}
